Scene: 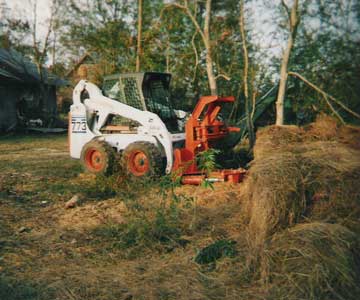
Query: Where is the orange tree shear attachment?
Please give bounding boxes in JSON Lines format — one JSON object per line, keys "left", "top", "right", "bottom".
{"left": 172, "top": 95, "right": 245, "bottom": 185}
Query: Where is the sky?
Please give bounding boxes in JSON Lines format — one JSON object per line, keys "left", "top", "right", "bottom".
{"left": 2, "top": 0, "right": 282, "bottom": 65}
{"left": 3, "top": 0, "right": 278, "bottom": 40}
{"left": 3, "top": 0, "right": 52, "bottom": 40}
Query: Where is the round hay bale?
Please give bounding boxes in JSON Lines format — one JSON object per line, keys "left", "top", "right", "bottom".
{"left": 243, "top": 152, "right": 306, "bottom": 249}
{"left": 254, "top": 125, "right": 304, "bottom": 159}
{"left": 300, "top": 141, "right": 360, "bottom": 232}
{"left": 245, "top": 127, "right": 360, "bottom": 247}
{"left": 261, "top": 222, "right": 360, "bottom": 300}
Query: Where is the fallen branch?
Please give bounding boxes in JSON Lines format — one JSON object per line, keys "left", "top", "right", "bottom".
{"left": 251, "top": 90, "right": 257, "bottom": 121}
{"left": 322, "top": 95, "right": 345, "bottom": 124}
{"left": 288, "top": 71, "right": 360, "bottom": 120}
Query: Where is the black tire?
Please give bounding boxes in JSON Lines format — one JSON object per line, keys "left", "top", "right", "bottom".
{"left": 121, "top": 142, "right": 164, "bottom": 178}
{"left": 80, "top": 140, "right": 115, "bottom": 175}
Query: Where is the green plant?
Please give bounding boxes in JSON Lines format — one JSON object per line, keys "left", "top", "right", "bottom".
{"left": 197, "top": 149, "right": 220, "bottom": 175}
{"left": 196, "top": 149, "right": 220, "bottom": 189}
{"left": 93, "top": 208, "right": 182, "bottom": 253}
{"left": 91, "top": 174, "right": 191, "bottom": 254}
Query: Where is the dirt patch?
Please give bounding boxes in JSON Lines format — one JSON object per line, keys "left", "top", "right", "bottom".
{"left": 57, "top": 199, "right": 127, "bottom": 231}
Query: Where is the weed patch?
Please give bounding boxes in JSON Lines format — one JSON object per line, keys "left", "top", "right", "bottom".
{"left": 92, "top": 188, "right": 187, "bottom": 256}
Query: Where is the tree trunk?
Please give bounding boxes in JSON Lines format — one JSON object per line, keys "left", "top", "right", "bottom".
{"left": 31, "top": 0, "right": 56, "bottom": 124}
{"left": 239, "top": 0, "right": 255, "bottom": 147}
{"left": 275, "top": 0, "right": 299, "bottom": 125}
{"left": 205, "top": 46, "right": 217, "bottom": 95}
{"left": 171, "top": 0, "right": 216, "bottom": 94}
{"left": 200, "top": 0, "right": 216, "bottom": 95}
{"left": 204, "top": 0, "right": 217, "bottom": 95}
{"left": 136, "top": 0, "right": 143, "bottom": 72}
{"left": 166, "top": 39, "right": 170, "bottom": 73}
{"left": 276, "top": 36, "right": 293, "bottom": 125}
{"left": 52, "top": 30, "right": 56, "bottom": 67}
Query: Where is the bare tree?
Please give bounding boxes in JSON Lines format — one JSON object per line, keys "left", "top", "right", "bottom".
{"left": 275, "top": 0, "right": 300, "bottom": 125}
{"left": 31, "top": 0, "right": 55, "bottom": 79}
{"left": 169, "top": 0, "right": 218, "bottom": 95}
{"left": 136, "top": 0, "right": 143, "bottom": 72}
{"left": 239, "top": 0, "right": 255, "bottom": 148}
{"left": 30, "top": 0, "right": 58, "bottom": 122}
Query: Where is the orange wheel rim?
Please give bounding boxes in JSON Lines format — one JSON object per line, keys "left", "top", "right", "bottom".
{"left": 85, "top": 148, "right": 104, "bottom": 171}
{"left": 128, "top": 150, "right": 149, "bottom": 176}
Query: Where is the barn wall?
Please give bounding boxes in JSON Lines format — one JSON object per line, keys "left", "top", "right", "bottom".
{"left": 0, "top": 84, "right": 58, "bottom": 132}
{"left": 0, "top": 85, "right": 21, "bottom": 131}
{"left": 45, "top": 86, "right": 58, "bottom": 115}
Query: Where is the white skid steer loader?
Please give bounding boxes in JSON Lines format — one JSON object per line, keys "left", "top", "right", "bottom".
{"left": 69, "top": 72, "right": 245, "bottom": 184}
{"left": 69, "top": 72, "right": 186, "bottom": 177}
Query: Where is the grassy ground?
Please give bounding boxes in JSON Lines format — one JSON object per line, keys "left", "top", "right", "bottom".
{"left": 0, "top": 134, "right": 85, "bottom": 299}
{"left": 0, "top": 134, "right": 132, "bottom": 299}
{"left": 0, "top": 134, "right": 243, "bottom": 300}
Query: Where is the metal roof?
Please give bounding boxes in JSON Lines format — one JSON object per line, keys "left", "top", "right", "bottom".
{"left": 0, "top": 48, "right": 67, "bottom": 86}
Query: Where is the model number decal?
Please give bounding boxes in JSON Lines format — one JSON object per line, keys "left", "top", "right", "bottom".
{"left": 71, "top": 116, "right": 87, "bottom": 133}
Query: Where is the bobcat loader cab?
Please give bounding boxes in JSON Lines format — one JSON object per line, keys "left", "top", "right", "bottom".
{"left": 69, "top": 72, "right": 187, "bottom": 177}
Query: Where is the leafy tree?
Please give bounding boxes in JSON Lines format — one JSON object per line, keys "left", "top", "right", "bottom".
{"left": 59, "top": 0, "right": 135, "bottom": 75}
